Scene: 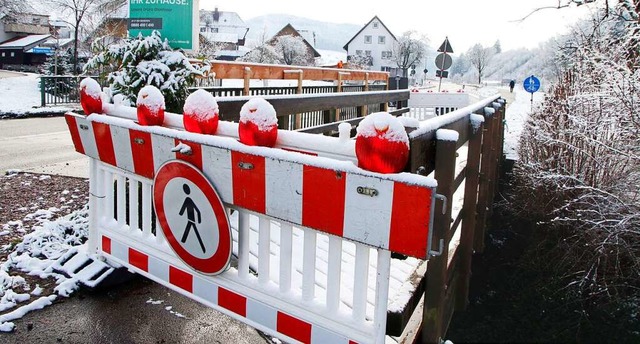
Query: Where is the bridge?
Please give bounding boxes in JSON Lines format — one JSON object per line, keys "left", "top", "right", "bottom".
{"left": 62, "top": 61, "right": 506, "bottom": 344}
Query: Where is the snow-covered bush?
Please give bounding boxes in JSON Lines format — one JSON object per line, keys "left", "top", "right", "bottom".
{"left": 240, "top": 34, "right": 314, "bottom": 66}
{"left": 84, "top": 30, "right": 209, "bottom": 113}
{"left": 514, "top": 3, "right": 640, "bottom": 312}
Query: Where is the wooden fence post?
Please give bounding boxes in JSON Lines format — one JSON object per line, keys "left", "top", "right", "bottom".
{"left": 422, "top": 129, "right": 458, "bottom": 344}
{"left": 336, "top": 72, "right": 343, "bottom": 121}
{"left": 243, "top": 67, "right": 251, "bottom": 96}
{"left": 455, "top": 115, "right": 484, "bottom": 310}
{"left": 474, "top": 108, "right": 497, "bottom": 253}
{"left": 295, "top": 71, "right": 304, "bottom": 129}
{"left": 359, "top": 73, "right": 369, "bottom": 116}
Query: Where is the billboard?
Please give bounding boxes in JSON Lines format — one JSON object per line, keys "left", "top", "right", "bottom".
{"left": 129, "top": 0, "right": 199, "bottom": 51}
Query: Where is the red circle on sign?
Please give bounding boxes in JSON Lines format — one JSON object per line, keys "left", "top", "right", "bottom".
{"left": 153, "top": 160, "right": 231, "bottom": 275}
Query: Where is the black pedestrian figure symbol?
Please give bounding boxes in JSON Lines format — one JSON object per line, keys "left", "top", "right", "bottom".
{"left": 509, "top": 79, "right": 515, "bottom": 93}
{"left": 179, "top": 184, "right": 206, "bottom": 253}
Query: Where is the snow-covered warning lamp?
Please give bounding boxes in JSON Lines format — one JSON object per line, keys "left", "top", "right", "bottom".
{"left": 355, "top": 112, "right": 410, "bottom": 173}
{"left": 79, "top": 77, "right": 103, "bottom": 115}
{"left": 183, "top": 89, "right": 219, "bottom": 135}
{"left": 238, "top": 98, "right": 278, "bottom": 147}
{"left": 136, "top": 86, "right": 165, "bottom": 126}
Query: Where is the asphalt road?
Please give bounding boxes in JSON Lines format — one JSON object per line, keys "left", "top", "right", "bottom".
{"left": 0, "top": 117, "right": 89, "bottom": 177}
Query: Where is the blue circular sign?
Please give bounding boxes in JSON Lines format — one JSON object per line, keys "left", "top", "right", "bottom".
{"left": 523, "top": 75, "right": 540, "bottom": 93}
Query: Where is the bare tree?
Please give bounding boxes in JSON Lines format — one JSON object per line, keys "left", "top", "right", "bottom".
{"left": 0, "top": 0, "right": 30, "bottom": 16}
{"left": 392, "top": 31, "right": 427, "bottom": 77}
{"left": 467, "top": 43, "right": 493, "bottom": 84}
{"left": 238, "top": 29, "right": 281, "bottom": 64}
{"left": 273, "top": 35, "right": 314, "bottom": 66}
{"left": 49, "top": 0, "right": 113, "bottom": 74}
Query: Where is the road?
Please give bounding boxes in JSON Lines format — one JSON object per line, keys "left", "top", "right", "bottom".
{"left": 0, "top": 117, "right": 89, "bottom": 177}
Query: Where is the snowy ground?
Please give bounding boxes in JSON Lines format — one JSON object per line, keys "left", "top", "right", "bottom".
{"left": 0, "top": 72, "right": 76, "bottom": 117}
{"left": 0, "top": 72, "right": 539, "bottom": 337}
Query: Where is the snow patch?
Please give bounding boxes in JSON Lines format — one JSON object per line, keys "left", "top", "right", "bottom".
{"left": 183, "top": 89, "right": 218, "bottom": 120}
{"left": 356, "top": 112, "right": 409, "bottom": 146}
{"left": 137, "top": 86, "right": 165, "bottom": 111}
{"left": 436, "top": 129, "right": 459, "bottom": 142}
{"left": 80, "top": 78, "right": 101, "bottom": 99}
{"left": 239, "top": 98, "right": 278, "bottom": 130}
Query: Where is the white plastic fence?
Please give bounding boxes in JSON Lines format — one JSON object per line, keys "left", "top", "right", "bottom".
{"left": 407, "top": 92, "right": 470, "bottom": 119}
{"left": 67, "top": 107, "right": 437, "bottom": 344}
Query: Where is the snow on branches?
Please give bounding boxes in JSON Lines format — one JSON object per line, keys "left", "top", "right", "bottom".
{"left": 84, "top": 30, "right": 210, "bottom": 113}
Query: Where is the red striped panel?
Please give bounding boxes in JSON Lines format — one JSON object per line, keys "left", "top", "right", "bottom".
{"left": 92, "top": 122, "right": 117, "bottom": 166}
{"left": 174, "top": 139, "right": 203, "bottom": 170}
{"left": 218, "top": 287, "right": 247, "bottom": 317}
{"left": 389, "top": 183, "right": 432, "bottom": 258}
{"left": 169, "top": 266, "right": 193, "bottom": 293}
{"left": 277, "top": 311, "right": 312, "bottom": 344}
{"left": 102, "top": 236, "right": 111, "bottom": 254}
{"left": 128, "top": 248, "right": 148, "bottom": 272}
{"left": 64, "top": 115, "right": 85, "bottom": 154}
{"left": 349, "top": 341, "right": 359, "bottom": 344}
{"left": 129, "top": 129, "right": 154, "bottom": 179}
{"left": 301, "top": 166, "right": 346, "bottom": 237}
{"left": 231, "top": 152, "right": 266, "bottom": 213}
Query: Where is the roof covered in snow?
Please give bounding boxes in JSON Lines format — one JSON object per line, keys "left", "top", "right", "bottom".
{"left": 0, "top": 35, "right": 51, "bottom": 49}
{"left": 200, "top": 9, "right": 246, "bottom": 28}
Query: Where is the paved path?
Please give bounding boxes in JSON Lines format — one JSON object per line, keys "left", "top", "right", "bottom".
{"left": 0, "top": 117, "right": 89, "bottom": 177}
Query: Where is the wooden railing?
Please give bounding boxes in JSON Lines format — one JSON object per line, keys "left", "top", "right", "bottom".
{"left": 401, "top": 97, "right": 506, "bottom": 343}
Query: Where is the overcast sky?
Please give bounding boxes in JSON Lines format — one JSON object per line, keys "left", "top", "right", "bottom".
{"left": 202, "top": 0, "right": 601, "bottom": 53}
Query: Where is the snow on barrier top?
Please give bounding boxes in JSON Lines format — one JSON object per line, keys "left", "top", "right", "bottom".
{"left": 65, "top": 102, "right": 438, "bottom": 259}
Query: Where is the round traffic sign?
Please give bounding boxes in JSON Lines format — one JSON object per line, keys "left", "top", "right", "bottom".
{"left": 153, "top": 160, "right": 231, "bottom": 275}
{"left": 523, "top": 75, "right": 541, "bottom": 93}
{"left": 435, "top": 53, "right": 452, "bottom": 70}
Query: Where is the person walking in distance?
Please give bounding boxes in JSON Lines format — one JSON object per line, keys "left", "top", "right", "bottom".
{"left": 179, "top": 184, "right": 206, "bottom": 253}
{"left": 509, "top": 79, "right": 515, "bottom": 93}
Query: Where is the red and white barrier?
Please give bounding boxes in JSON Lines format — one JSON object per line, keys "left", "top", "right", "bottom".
{"left": 66, "top": 98, "right": 439, "bottom": 343}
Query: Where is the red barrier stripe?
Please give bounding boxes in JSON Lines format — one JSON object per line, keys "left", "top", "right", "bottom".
{"left": 92, "top": 122, "right": 117, "bottom": 166}
{"left": 218, "top": 287, "right": 247, "bottom": 317}
{"left": 64, "top": 115, "right": 85, "bottom": 155}
{"left": 277, "top": 311, "right": 312, "bottom": 344}
{"left": 174, "top": 139, "right": 203, "bottom": 170}
{"left": 102, "top": 236, "right": 111, "bottom": 254}
{"left": 281, "top": 147, "right": 318, "bottom": 156}
{"left": 129, "top": 129, "right": 154, "bottom": 179}
{"left": 169, "top": 266, "right": 193, "bottom": 293}
{"left": 301, "top": 166, "right": 346, "bottom": 237}
{"left": 231, "top": 152, "right": 266, "bottom": 213}
{"left": 128, "top": 248, "right": 149, "bottom": 272}
{"left": 389, "top": 183, "right": 432, "bottom": 258}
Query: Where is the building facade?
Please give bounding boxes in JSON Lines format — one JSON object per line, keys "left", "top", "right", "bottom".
{"left": 343, "top": 16, "right": 400, "bottom": 75}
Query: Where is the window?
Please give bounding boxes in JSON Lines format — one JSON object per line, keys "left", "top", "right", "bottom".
{"left": 378, "top": 36, "right": 385, "bottom": 44}
{"left": 1, "top": 52, "right": 5, "bottom": 57}
{"left": 356, "top": 50, "right": 363, "bottom": 56}
{"left": 212, "top": 28, "right": 219, "bottom": 33}
{"left": 365, "top": 50, "right": 371, "bottom": 56}
{"left": 364, "top": 35, "right": 372, "bottom": 44}
{"left": 200, "top": 27, "right": 206, "bottom": 32}
{"left": 10, "top": 52, "right": 15, "bottom": 57}
{"left": 373, "top": 22, "right": 379, "bottom": 29}
{"left": 381, "top": 51, "right": 392, "bottom": 59}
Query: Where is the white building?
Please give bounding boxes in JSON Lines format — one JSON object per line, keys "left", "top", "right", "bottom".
{"left": 343, "top": 16, "right": 400, "bottom": 76}
{"left": 199, "top": 8, "right": 249, "bottom": 52}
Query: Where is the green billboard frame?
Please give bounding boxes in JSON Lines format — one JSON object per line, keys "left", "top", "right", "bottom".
{"left": 129, "top": 0, "right": 199, "bottom": 52}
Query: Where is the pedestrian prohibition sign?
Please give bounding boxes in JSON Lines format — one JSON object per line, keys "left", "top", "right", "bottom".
{"left": 153, "top": 160, "right": 232, "bottom": 275}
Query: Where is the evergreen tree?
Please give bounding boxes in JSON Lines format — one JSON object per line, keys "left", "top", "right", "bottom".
{"left": 84, "top": 30, "right": 209, "bottom": 113}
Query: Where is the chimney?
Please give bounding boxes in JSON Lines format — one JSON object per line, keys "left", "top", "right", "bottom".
{"left": 213, "top": 7, "right": 220, "bottom": 22}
